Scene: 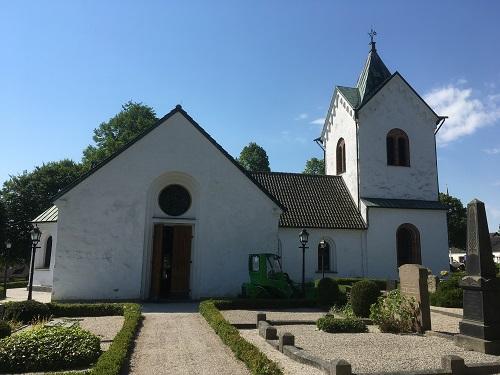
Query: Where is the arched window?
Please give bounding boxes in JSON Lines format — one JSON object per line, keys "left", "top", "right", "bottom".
{"left": 336, "top": 138, "right": 346, "bottom": 174}
{"left": 318, "top": 241, "right": 331, "bottom": 272}
{"left": 386, "top": 129, "right": 410, "bottom": 166}
{"left": 44, "top": 236, "right": 52, "bottom": 268}
{"left": 396, "top": 224, "right": 421, "bottom": 267}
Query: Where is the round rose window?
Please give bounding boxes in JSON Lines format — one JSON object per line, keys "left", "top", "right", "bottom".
{"left": 158, "top": 184, "right": 191, "bottom": 216}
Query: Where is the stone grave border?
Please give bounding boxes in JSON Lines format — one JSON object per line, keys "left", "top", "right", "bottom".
{"left": 255, "top": 313, "right": 500, "bottom": 375}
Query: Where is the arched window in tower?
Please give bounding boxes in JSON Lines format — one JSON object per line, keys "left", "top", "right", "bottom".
{"left": 336, "top": 138, "right": 346, "bottom": 174}
{"left": 396, "top": 224, "right": 421, "bottom": 267}
{"left": 44, "top": 236, "right": 52, "bottom": 269}
{"left": 386, "top": 129, "right": 410, "bottom": 166}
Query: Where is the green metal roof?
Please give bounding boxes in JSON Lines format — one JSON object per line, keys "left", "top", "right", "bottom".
{"left": 337, "top": 86, "right": 360, "bottom": 108}
{"left": 361, "top": 197, "right": 447, "bottom": 210}
{"left": 356, "top": 47, "right": 391, "bottom": 105}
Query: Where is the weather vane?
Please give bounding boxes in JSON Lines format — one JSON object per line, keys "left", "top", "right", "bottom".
{"left": 368, "top": 28, "right": 377, "bottom": 51}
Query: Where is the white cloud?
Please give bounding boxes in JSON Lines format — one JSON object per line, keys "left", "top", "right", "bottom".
{"left": 424, "top": 84, "right": 500, "bottom": 145}
{"left": 294, "top": 113, "right": 308, "bottom": 120}
{"left": 279, "top": 130, "right": 306, "bottom": 144}
{"left": 483, "top": 147, "right": 500, "bottom": 155}
{"left": 310, "top": 118, "right": 325, "bottom": 125}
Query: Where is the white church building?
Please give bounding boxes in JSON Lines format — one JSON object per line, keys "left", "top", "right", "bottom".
{"left": 31, "top": 40, "right": 449, "bottom": 301}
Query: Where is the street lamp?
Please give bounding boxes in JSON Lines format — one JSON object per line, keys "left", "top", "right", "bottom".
{"left": 2, "top": 240, "right": 12, "bottom": 299}
{"left": 299, "top": 229, "right": 309, "bottom": 297}
{"left": 319, "top": 240, "right": 327, "bottom": 280}
{"left": 28, "top": 226, "right": 41, "bottom": 301}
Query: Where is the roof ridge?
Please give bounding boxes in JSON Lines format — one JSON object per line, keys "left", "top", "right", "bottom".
{"left": 250, "top": 171, "right": 342, "bottom": 179}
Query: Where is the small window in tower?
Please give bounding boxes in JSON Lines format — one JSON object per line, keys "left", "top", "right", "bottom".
{"left": 336, "top": 138, "right": 346, "bottom": 174}
{"left": 386, "top": 129, "right": 410, "bottom": 167}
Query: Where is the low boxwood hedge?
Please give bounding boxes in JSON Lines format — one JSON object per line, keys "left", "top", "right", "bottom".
{"left": 0, "top": 326, "right": 101, "bottom": 373}
{"left": 332, "top": 277, "right": 388, "bottom": 291}
{"left": 430, "top": 276, "right": 463, "bottom": 308}
{"left": 0, "top": 321, "right": 11, "bottom": 338}
{"left": 212, "top": 298, "right": 317, "bottom": 311}
{"left": 316, "top": 315, "right": 368, "bottom": 333}
{"left": 200, "top": 300, "right": 283, "bottom": 375}
{"left": 2, "top": 300, "right": 51, "bottom": 323}
{"left": 350, "top": 280, "right": 381, "bottom": 318}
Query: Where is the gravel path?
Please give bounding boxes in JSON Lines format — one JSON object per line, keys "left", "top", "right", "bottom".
{"left": 274, "top": 325, "right": 500, "bottom": 373}
{"left": 431, "top": 311, "right": 461, "bottom": 334}
{"left": 240, "top": 329, "right": 323, "bottom": 375}
{"left": 79, "top": 316, "right": 124, "bottom": 350}
{"left": 128, "top": 303, "right": 250, "bottom": 375}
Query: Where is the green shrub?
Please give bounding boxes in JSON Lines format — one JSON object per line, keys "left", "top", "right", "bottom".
{"left": 316, "top": 315, "right": 367, "bottom": 333}
{"left": 0, "top": 326, "right": 101, "bottom": 373}
{"left": 6, "top": 281, "right": 28, "bottom": 289}
{"left": 200, "top": 300, "right": 282, "bottom": 375}
{"left": 350, "top": 280, "right": 381, "bottom": 318}
{"left": 317, "top": 278, "right": 340, "bottom": 308}
{"left": 2, "top": 300, "right": 51, "bottom": 323}
{"left": 0, "top": 321, "right": 11, "bottom": 338}
{"left": 430, "top": 275, "right": 463, "bottom": 308}
{"left": 370, "top": 290, "right": 420, "bottom": 333}
{"left": 88, "top": 303, "right": 142, "bottom": 375}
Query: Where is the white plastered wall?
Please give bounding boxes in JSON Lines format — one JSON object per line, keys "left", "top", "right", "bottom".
{"left": 277, "top": 228, "right": 366, "bottom": 282}
{"left": 31, "top": 222, "right": 57, "bottom": 289}
{"left": 53, "top": 111, "right": 281, "bottom": 301}
{"left": 365, "top": 207, "right": 449, "bottom": 279}
{"left": 357, "top": 75, "right": 439, "bottom": 201}
{"left": 324, "top": 92, "right": 359, "bottom": 205}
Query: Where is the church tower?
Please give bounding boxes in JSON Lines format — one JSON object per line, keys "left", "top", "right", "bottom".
{"left": 320, "top": 33, "right": 445, "bottom": 213}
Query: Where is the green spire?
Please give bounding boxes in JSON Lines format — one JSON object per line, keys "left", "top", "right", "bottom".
{"left": 356, "top": 30, "right": 391, "bottom": 104}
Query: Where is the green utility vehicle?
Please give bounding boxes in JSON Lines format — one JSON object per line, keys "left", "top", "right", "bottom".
{"left": 241, "top": 253, "right": 316, "bottom": 299}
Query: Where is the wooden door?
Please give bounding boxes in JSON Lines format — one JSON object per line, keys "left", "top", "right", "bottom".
{"left": 150, "top": 224, "right": 164, "bottom": 300}
{"left": 170, "top": 226, "right": 192, "bottom": 296}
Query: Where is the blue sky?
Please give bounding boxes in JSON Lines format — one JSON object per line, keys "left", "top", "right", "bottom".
{"left": 0, "top": 1, "right": 499, "bottom": 231}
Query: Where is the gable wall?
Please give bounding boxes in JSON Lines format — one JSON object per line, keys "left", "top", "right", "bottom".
{"left": 358, "top": 75, "right": 439, "bottom": 200}
{"left": 324, "top": 92, "right": 359, "bottom": 205}
{"left": 53, "top": 112, "right": 281, "bottom": 300}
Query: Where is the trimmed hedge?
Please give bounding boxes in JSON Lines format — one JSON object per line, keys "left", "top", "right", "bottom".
{"left": 200, "top": 300, "right": 283, "bottom": 375}
{"left": 0, "top": 321, "right": 11, "bottom": 338}
{"left": 0, "top": 326, "right": 101, "bottom": 373}
{"left": 316, "top": 315, "right": 367, "bottom": 333}
{"left": 332, "top": 277, "right": 387, "bottom": 291}
{"left": 2, "top": 300, "right": 51, "bottom": 323}
{"left": 48, "top": 302, "right": 124, "bottom": 317}
{"left": 316, "top": 278, "right": 340, "bottom": 308}
{"left": 88, "top": 303, "right": 141, "bottom": 375}
{"left": 211, "top": 298, "right": 317, "bottom": 311}
{"left": 350, "top": 280, "right": 381, "bottom": 318}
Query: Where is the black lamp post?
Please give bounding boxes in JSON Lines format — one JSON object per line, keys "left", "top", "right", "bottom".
{"left": 299, "top": 228, "right": 309, "bottom": 297}
{"left": 28, "top": 226, "right": 41, "bottom": 301}
{"left": 2, "top": 240, "right": 11, "bottom": 299}
{"left": 319, "top": 240, "right": 326, "bottom": 280}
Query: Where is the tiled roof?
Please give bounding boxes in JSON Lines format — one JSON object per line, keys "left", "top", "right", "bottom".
{"left": 250, "top": 172, "right": 366, "bottom": 229}
{"left": 361, "top": 197, "right": 447, "bottom": 210}
{"left": 337, "top": 86, "right": 360, "bottom": 108}
{"left": 32, "top": 205, "right": 58, "bottom": 223}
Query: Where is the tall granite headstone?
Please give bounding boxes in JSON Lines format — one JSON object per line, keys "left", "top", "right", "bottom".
{"left": 399, "top": 264, "right": 431, "bottom": 332}
{"left": 455, "top": 199, "right": 500, "bottom": 354}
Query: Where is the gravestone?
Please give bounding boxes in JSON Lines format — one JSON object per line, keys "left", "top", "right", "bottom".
{"left": 399, "top": 264, "right": 431, "bottom": 332}
{"left": 427, "top": 274, "right": 440, "bottom": 293}
{"left": 455, "top": 199, "right": 500, "bottom": 354}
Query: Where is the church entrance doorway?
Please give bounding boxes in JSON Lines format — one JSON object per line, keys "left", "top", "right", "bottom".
{"left": 150, "top": 224, "right": 192, "bottom": 299}
{"left": 396, "top": 223, "right": 421, "bottom": 267}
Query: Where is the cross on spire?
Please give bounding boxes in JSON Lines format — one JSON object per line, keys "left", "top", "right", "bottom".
{"left": 368, "top": 28, "right": 377, "bottom": 51}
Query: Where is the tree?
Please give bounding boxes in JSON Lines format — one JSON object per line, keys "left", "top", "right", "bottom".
{"left": 237, "top": 142, "right": 271, "bottom": 172}
{"left": 1, "top": 160, "right": 83, "bottom": 262}
{"left": 82, "top": 101, "right": 158, "bottom": 169}
{"left": 439, "top": 192, "right": 467, "bottom": 250}
{"left": 303, "top": 157, "right": 325, "bottom": 175}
